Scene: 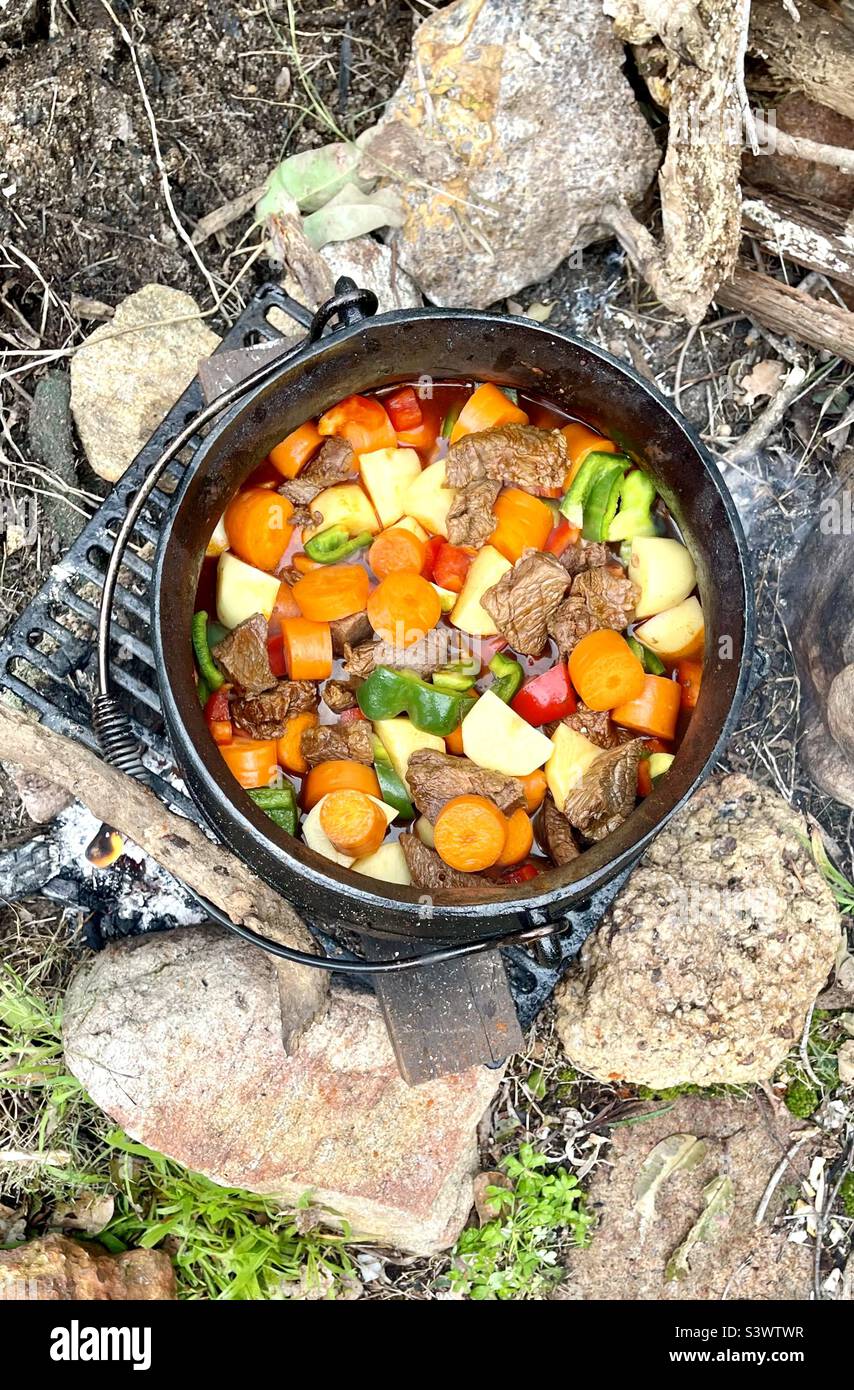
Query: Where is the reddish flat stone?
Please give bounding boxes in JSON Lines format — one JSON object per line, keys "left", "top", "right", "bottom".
{"left": 64, "top": 927, "right": 503, "bottom": 1254}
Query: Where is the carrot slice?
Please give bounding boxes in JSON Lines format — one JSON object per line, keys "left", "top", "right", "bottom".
{"left": 220, "top": 737, "right": 278, "bottom": 789}
{"left": 368, "top": 527, "right": 426, "bottom": 580}
{"left": 496, "top": 808, "right": 534, "bottom": 867}
{"left": 224, "top": 489, "right": 294, "bottom": 572}
{"left": 518, "top": 769, "right": 548, "bottom": 815}
{"left": 281, "top": 616, "right": 333, "bottom": 681}
{"left": 292, "top": 564, "right": 370, "bottom": 622}
{"left": 317, "top": 395, "right": 396, "bottom": 454}
{"left": 269, "top": 421, "right": 323, "bottom": 479}
{"left": 367, "top": 571, "right": 441, "bottom": 644}
{"left": 561, "top": 423, "right": 618, "bottom": 490}
{"left": 303, "top": 760, "right": 381, "bottom": 811}
{"left": 449, "top": 383, "right": 529, "bottom": 444}
{"left": 611, "top": 674, "right": 681, "bottom": 741}
{"left": 276, "top": 710, "right": 318, "bottom": 775}
{"left": 320, "top": 789, "right": 388, "bottom": 858}
{"left": 568, "top": 630, "right": 646, "bottom": 712}
{"left": 434, "top": 794, "right": 508, "bottom": 872}
{"left": 489, "top": 488, "right": 554, "bottom": 564}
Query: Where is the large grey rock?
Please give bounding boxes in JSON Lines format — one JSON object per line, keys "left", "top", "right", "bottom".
{"left": 555, "top": 774, "right": 841, "bottom": 1087}
{"left": 70, "top": 284, "right": 220, "bottom": 482}
{"left": 63, "top": 926, "right": 501, "bottom": 1255}
{"left": 362, "top": 0, "right": 658, "bottom": 307}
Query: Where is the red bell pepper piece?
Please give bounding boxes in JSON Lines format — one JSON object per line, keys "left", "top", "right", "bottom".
{"left": 478, "top": 635, "right": 508, "bottom": 673}
{"left": 421, "top": 534, "right": 444, "bottom": 580}
{"left": 385, "top": 386, "right": 423, "bottom": 433}
{"left": 266, "top": 631, "right": 287, "bottom": 678}
{"left": 432, "top": 542, "right": 474, "bottom": 593}
{"left": 511, "top": 662, "right": 577, "bottom": 726}
{"left": 637, "top": 759, "right": 653, "bottom": 797}
{"left": 204, "top": 688, "right": 233, "bottom": 745}
{"left": 338, "top": 705, "right": 367, "bottom": 723}
{"left": 545, "top": 519, "right": 580, "bottom": 557}
{"left": 501, "top": 859, "right": 541, "bottom": 885}
{"left": 676, "top": 659, "right": 702, "bottom": 711}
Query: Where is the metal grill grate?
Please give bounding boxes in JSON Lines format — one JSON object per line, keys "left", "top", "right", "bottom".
{"left": 0, "top": 282, "right": 609, "bottom": 1031}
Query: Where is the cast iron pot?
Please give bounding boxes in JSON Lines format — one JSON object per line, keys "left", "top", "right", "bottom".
{"left": 151, "top": 286, "right": 754, "bottom": 947}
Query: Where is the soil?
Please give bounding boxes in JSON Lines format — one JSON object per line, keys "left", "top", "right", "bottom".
{"left": 1, "top": 0, "right": 413, "bottom": 310}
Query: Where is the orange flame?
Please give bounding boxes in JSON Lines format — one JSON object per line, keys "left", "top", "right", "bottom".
{"left": 85, "top": 824, "right": 125, "bottom": 868}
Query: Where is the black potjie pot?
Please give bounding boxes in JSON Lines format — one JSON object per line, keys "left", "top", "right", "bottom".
{"left": 152, "top": 288, "right": 754, "bottom": 948}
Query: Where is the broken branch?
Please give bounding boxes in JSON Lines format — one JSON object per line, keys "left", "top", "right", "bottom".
{"left": 0, "top": 700, "right": 328, "bottom": 1048}
{"left": 749, "top": 0, "right": 854, "bottom": 125}
{"left": 715, "top": 264, "right": 854, "bottom": 364}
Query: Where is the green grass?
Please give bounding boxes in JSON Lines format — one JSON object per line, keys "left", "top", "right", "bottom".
{"left": 446, "top": 1144, "right": 592, "bottom": 1300}
{"left": 810, "top": 827, "right": 854, "bottom": 916}
{"left": 0, "top": 956, "right": 356, "bottom": 1299}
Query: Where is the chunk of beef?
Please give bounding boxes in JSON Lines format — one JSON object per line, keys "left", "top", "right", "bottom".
{"left": 277, "top": 436, "right": 355, "bottom": 509}
{"left": 399, "top": 834, "right": 494, "bottom": 895}
{"left": 446, "top": 479, "right": 501, "bottom": 547}
{"left": 231, "top": 680, "right": 318, "bottom": 738}
{"left": 561, "top": 703, "right": 624, "bottom": 749}
{"left": 446, "top": 424, "right": 568, "bottom": 493}
{"left": 344, "top": 628, "right": 474, "bottom": 680}
{"left": 481, "top": 549, "right": 570, "bottom": 655}
{"left": 300, "top": 720, "right": 374, "bottom": 767}
{"left": 562, "top": 739, "right": 644, "bottom": 841}
{"left": 211, "top": 614, "right": 276, "bottom": 696}
{"left": 559, "top": 539, "right": 611, "bottom": 578}
{"left": 548, "top": 565, "right": 640, "bottom": 659}
{"left": 329, "top": 609, "right": 373, "bottom": 657}
{"left": 406, "top": 749, "right": 525, "bottom": 822}
{"left": 536, "top": 795, "right": 581, "bottom": 866}
{"left": 323, "top": 678, "right": 360, "bottom": 713}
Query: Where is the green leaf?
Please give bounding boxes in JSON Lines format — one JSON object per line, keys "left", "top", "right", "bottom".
{"left": 256, "top": 142, "right": 369, "bottom": 217}
{"left": 633, "top": 1133, "right": 707, "bottom": 1231}
{"left": 665, "top": 1175, "right": 734, "bottom": 1282}
{"left": 302, "top": 183, "right": 405, "bottom": 250}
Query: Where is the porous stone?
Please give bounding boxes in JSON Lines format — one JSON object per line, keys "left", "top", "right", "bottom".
{"left": 0, "top": 1234, "right": 175, "bottom": 1301}
{"left": 70, "top": 284, "right": 220, "bottom": 482}
{"left": 63, "top": 926, "right": 501, "bottom": 1256}
{"left": 362, "top": 0, "right": 658, "bottom": 307}
{"left": 555, "top": 774, "right": 841, "bottom": 1087}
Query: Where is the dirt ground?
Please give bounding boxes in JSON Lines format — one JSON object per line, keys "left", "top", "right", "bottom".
{"left": 0, "top": 0, "right": 852, "bottom": 1301}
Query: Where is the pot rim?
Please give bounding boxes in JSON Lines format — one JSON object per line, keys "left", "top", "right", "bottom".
{"left": 153, "top": 305, "right": 755, "bottom": 927}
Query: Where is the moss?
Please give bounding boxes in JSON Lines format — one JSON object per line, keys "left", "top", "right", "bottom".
{"left": 784, "top": 1080, "right": 819, "bottom": 1119}
{"left": 635, "top": 1081, "right": 742, "bottom": 1102}
{"left": 840, "top": 1174, "right": 854, "bottom": 1219}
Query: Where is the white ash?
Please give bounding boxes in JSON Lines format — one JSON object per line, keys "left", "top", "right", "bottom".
{"left": 54, "top": 801, "right": 205, "bottom": 929}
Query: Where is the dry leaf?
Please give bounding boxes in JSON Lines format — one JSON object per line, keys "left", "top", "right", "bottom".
{"left": 0, "top": 1203, "right": 26, "bottom": 1244}
{"left": 837, "top": 1040, "right": 854, "bottom": 1085}
{"left": 665, "top": 1175, "right": 734, "bottom": 1281}
{"left": 49, "top": 1194, "right": 115, "bottom": 1237}
{"left": 633, "top": 1133, "right": 707, "bottom": 1232}
{"left": 740, "top": 359, "right": 784, "bottom": 405}
{"left": 473, "top": 1169, "right": 513, "bottom": 1225}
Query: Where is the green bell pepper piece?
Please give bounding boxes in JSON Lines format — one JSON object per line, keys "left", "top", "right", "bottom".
{"left": 560, "top": 449, "right": 630, "bottom": 529}
{"left": 357, "top": 665, "right": 472, "bottom": 736}
{"left": 441, "top": 403, "right": 462, "bottom": 438}
{"left": 626, "top": 635, "right": 666, "bottom": 675}
{"left": 207, "top": 618, "right": 229, "bottom": 647}
{"left": 192, "top": 610, "right": 223, "bottom": 690}
{"left": 197, "top": 675, "right": 210, "bottom": 708}
{"left": 582, "top": 460, "right": 626, "bottom": 541}
{"left": 305, "top": 526, "right": 373, "bottom": 564}
{"left": 371, "top": 735, "right": 415, "bottom": 819}
{"left": 607, "top": 469, "right": 658, "bottom": 542}
{"left": 489, "top": 651, "right": 523, "bottom": 703}
{"left": 247, "top": 784, "right": 298, "bottom": 836}
{"left": 432, "top": 656, "right": 480, "bottom": 692}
